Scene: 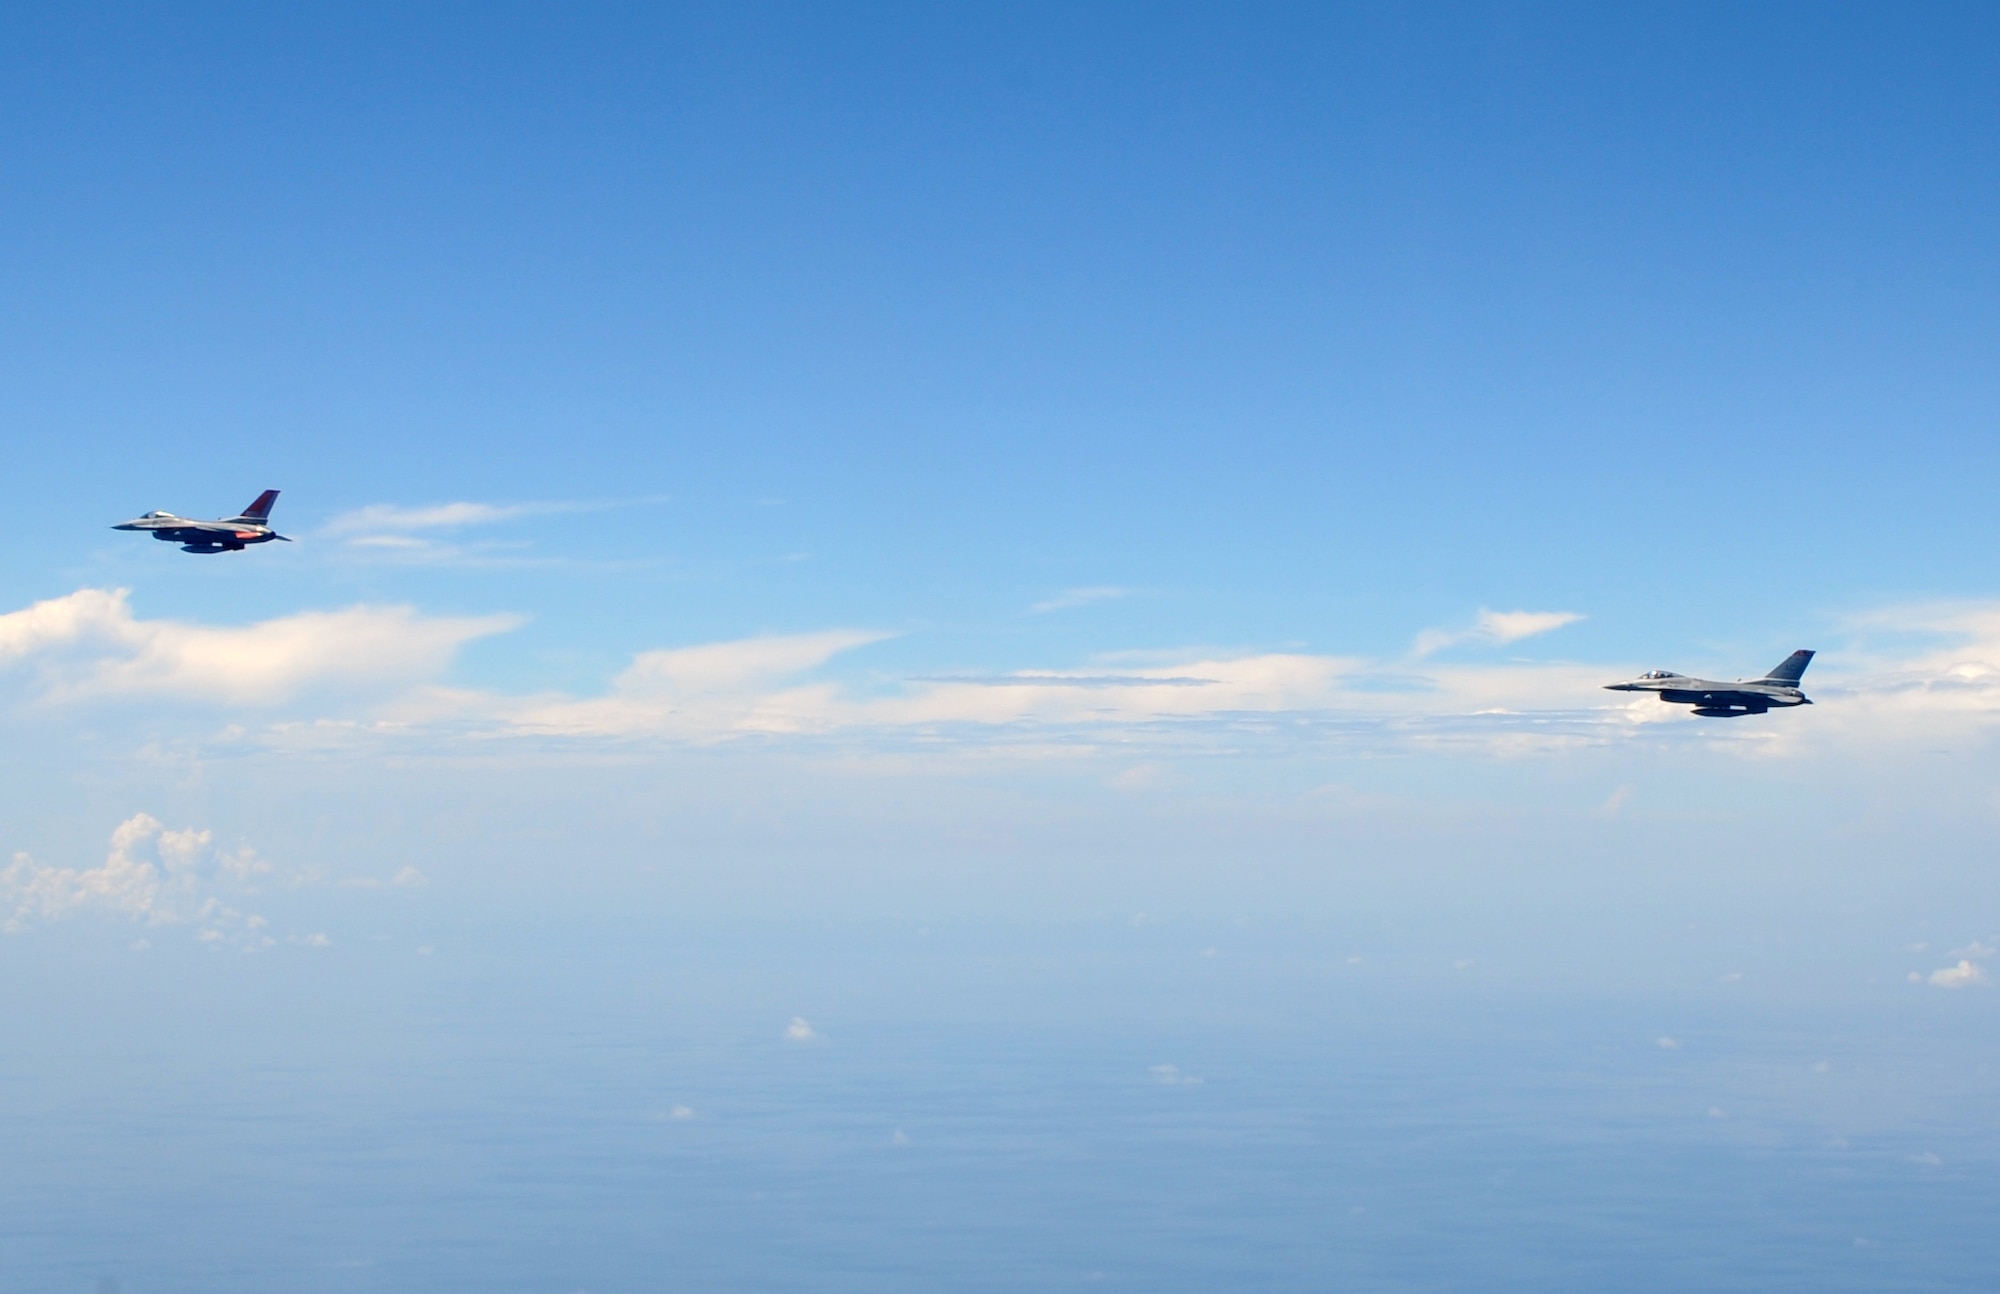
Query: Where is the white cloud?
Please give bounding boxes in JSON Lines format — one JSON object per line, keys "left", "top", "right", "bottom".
{"left": 1, "top": 814, "right": 280, "bottom": 935}
{"left": 1479, "top": 610, "right": 1588, "bottom": 643}
{"left": 1656, "top": 1037, "right": 1681, "bottom": 1050}
{"left": 472, "top": 630, "right": 893, "bottom": 740}
{"left": 323, "top": 500, "right": 575, "bottom": 536}
{"left": 339, "top": 865, "right": 431, "bottom": 890}
{"left": 1031, "top": 586, "right": 1132, "bottom": 615}
{"left": 1150, "top": 1063, "right": 1203, "bottom": 1086}
{"left": 670, "top": 1104, "right": 696, "bottom": 1120}
{"left": 1108, "top": 763, "right": 1169, "bottom": 791}
{"left": 786, "top": 1016, "right": 821, "bottom": 1041}
{"left": 25, "top": 589, "right": 2000, "bottom": 764}
{"left": 0, "top": 589, "right": 519, "bottom": 705}
{"left": 0, "top": 587, "right": 128, "bottom": 661}
{"left": 1953, "top": 940, "right": 1996, "bottom": 958}
{"left": 1413, "top": 608, "right": 1585, "bottom": 657}
{"left": 1928, "top": 960, "right": 1989, "bottom": 989}
{"left": 321, "top": 498, "right": 663, "bottom": 564}
{"left": 440, "top": 595, "right": 2000, "bottom": 754}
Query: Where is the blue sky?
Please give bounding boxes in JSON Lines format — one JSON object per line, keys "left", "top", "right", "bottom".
{"left": 3, "top": 4, "right": 2000, "bottom": 980}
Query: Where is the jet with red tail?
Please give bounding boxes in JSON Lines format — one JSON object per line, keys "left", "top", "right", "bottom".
{"left": 114, "top": 490, "right": 290, "bottom": 553}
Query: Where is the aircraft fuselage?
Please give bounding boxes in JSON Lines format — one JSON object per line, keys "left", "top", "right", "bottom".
{"left": 1603, "top": 651, "right": 1816, "bottom": 717}
{"left": 113, "top": 491, "right": 289, "bottom": 554}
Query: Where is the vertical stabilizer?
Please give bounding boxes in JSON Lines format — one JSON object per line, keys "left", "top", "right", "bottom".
{"left": 230, "top": 489, "right": 280, "bottom": 523}
{"left": 1760, "top": 649, "right": 1814, "bottom": 685}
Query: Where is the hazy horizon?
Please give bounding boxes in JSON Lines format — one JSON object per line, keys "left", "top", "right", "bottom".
{"left": 4, "top": 4, "right": 1997, "bottom": 1290}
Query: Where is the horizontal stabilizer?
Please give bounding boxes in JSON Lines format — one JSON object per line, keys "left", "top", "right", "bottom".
{"left": 1760, "top": 649, "right": 1814, "bottom": 685}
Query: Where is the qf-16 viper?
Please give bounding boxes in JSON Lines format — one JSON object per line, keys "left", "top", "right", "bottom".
{"left": 113, "top": 490, "right": 290, "bottom": 553}
{"left": 1603, "top": 650, "right": 1815, "bottom": 718}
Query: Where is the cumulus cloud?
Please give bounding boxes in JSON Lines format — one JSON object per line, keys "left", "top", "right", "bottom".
{"left": 786, "top": 1017, "right": 822, "bottom": 1042}
{"left": 0, "top": 814, "right": 282, "bottom": 939}
{"left": 0, "top": 589, "right": 518, "bottom": 705}
{"left": 1414, "top": 609, "right": 1585, "bottom": 658}
{"left": 1928, "top": 960, "right": 1989, "bottom": 989}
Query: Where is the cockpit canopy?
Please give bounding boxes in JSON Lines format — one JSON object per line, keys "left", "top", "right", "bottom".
{"left": 1639, "top": 669, "right": 1682, "bottom": 679}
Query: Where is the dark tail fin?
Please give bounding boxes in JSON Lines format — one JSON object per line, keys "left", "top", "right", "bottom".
{"left": 230, "top": 489, "right": 280, "bottom": 523}
{"left": 1760, "top": 649, "right": 1814, "bottom": 685}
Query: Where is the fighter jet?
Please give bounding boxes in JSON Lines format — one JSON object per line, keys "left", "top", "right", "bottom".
{"left": 1603, "top": 650, "right": 1814, "bottom": 717}
{"left": 113, "top": 490, "right": 290, "bottom": 554}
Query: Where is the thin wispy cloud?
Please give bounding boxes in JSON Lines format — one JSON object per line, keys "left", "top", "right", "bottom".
{"left": 1414, "top": 609, "right": 1585, "bottom": 658}
{"left": 323, "top": 498, "right": 653, "bottom": 537}
{"left": 321, "top": 496, "right": 668, "bottom": 567}
{"left": 1031, "top": 586, "right": 1132, "bottom": 614}
{"left": 325, "top": 501, "right": 546, "bottom": 535}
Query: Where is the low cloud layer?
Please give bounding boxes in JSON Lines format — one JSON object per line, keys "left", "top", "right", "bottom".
{"left": 10, "top": 590, "right": 2000, "bottom": 760}
{"left": 0, "top": 588, "right": 519, "bottom": 705}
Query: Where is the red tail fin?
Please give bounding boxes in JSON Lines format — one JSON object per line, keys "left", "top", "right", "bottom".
{"left": 233, "top": 489, "right": 280, "bottom": 522}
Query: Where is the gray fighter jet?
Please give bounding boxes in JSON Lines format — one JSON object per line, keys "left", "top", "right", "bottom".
{"left": 1603, "top": 650, "right": 1814, "bottom": 717}
{"left": 114, "top": 490, "right": 290, "bottom": 553}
